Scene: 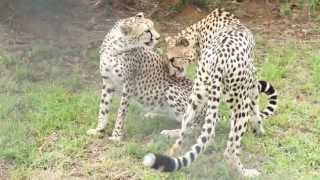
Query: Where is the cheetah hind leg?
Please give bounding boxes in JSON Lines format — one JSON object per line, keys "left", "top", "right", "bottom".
{"left": 144, "top": 108, "right": 182, "bottom": 138}
{"left": 249, "top": 90, "right": 266, "bottom": 136}
{"left": 160, "top": 129, "right": 180, "bottom": 138}
{"left": 144, "top": 112, "right": 164, "bottom": 119}
{"left": 143, "top": 106, "right": 173, "bottom": 119}
{"left": 224, "top": 97, "right": 261, "bottom": 177}
{"left": 144, "top": 111, "right": 181, "bottom": 137}
{"left": 250, "top": 113, "right": 265, "bottom": 135}
{"left": 161, "top": 114, "right": 202, "bottom": 139}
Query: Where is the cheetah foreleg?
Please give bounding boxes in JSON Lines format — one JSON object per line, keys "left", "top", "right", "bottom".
{"left": 109, "top": 85, "right": 130, "bottom": 141}
{"left": 87, "top": 78, "right": 114, "bottom": 137}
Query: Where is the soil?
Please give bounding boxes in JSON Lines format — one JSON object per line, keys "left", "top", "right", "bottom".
{"left": 156, "top": 0, "right": 320, "bottom": 40}
{"left": 0, "top": 0, "right": 318, "bottom": 56}
{"left": 0, "top": 160, "right": 13, "bottom": 180}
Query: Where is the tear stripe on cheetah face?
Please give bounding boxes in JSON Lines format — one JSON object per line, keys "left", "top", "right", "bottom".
{"left": 144, "top": 9, "right": 277, "bottom": 177}
{"left": 87, "top": 13, "right": 207, "bottom": 141}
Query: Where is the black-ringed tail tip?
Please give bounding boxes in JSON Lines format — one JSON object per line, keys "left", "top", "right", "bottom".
{"left": 143, "top": 153, "right": 177, "bottom": 172}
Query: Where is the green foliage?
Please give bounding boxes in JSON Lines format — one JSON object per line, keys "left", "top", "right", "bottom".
{"left": 300, "top": 0, "right": 320, "bottom": 12}
{"left": 280, "top": 0, "right": 292, "bottom": 16}
{"left": 310, "top": 52, "right": 320, "bottom": 87}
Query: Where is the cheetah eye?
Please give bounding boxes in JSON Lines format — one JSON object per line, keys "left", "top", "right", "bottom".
{"left": 145, "top": 29, "right": 151, "bottom": 33}
{"left": 169, "top": 58, "right": 175, "bottom": 62}
{"left": 135, "top": 12, "right": 144, "bottom": 18}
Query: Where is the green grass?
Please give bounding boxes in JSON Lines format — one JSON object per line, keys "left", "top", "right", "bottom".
{"left": 1, "top": 39, "right": 320, "bottom": 179}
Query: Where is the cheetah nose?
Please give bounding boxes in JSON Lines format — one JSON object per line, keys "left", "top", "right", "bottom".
{"left": 155, "top": 36, "right": 160, "bottom": 40}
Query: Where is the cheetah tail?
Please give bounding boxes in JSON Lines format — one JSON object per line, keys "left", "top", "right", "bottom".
{"left": 143, "top": 114, "right": 215, "bottom": 172}
{"left": 258, "top": 80, "right": 278, "bottom": 119}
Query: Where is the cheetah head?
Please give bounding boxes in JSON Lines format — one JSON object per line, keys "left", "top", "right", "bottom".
{"left": 165, "top": 36, "right": 199, "bottom": 77}
{"left": 119, "top": 12, "right": 160, "bottom": 48}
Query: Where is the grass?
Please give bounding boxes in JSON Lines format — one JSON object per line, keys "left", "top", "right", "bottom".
{"left": 0, "top": 37, "right": 320, "bottom": 179}
{"left": 280, "top": 0, "right": 320, "bottom": 17}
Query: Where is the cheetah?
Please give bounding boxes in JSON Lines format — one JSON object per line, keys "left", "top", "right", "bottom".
{"left": 87, "top": 12, "right": 276, "bottom": 143}
{"left": 165, "top": 36, "right": 278, "bottom": 128}
{"left": 87, "top": 12, "right": 203, "bottom": 140}
{"left": 144, "top": 9, "right": 277, "bottom": 177}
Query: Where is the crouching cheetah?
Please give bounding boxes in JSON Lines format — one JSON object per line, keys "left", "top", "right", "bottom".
{"left": 87, "top": 13, "right": 204, "bottom": 140}
{"left": 144, "top": 9, "right": 277, "bottom": 177}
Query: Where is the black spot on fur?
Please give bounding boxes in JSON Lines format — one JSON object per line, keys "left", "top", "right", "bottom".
{"left": 197, "top": 94, "right": 202, "bottom": 100}
{"left": 182, "top": 157, "right": 188, "bottom": 166}
{"left": 201, "top": 136, "right": 207, "bottom": 143}
{"left": 195, "top": 145, "right": 201, "bottom": 153}
{"left": 207, "top": 128, "right": 212, "bottom": 134}
{"left": 190, "top": 152, "right": 195, "bottom": 162}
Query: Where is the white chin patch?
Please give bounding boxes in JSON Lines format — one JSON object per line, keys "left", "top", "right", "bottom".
{"left": 143, "top": 153, "right": 156, "bottom": 167}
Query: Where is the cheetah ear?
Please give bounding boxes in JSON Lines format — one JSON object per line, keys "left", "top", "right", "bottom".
{"left": 119, "top": 23, "right": 132, "bottom": 35}
{"left": 177, "top": 37, "right": 189, "bottom": 47}
{"left": 135, "top": 12, "right": 144, "bottom": 18}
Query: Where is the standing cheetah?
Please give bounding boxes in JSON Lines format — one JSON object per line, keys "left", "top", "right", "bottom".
{"left": 144, "top": 9, "right": 277, "bottom": 177}
{"left": 165, "top": 35, "right": 278, "bottom": 130}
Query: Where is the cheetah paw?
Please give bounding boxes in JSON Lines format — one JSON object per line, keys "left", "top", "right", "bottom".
{"left": 160, "top": 129, "right": 180, "bottom": 138}
{"left": 87, "top": 129, "right": 104, "bottom": 137}
{"left": 144, "top": 112, "right": 160, "bottom": 119}
{"left": 242, "top": 168, "right": 260, "bottom": 177}
{"left": 108, "top": 135, "right": 123, "bottom": 141}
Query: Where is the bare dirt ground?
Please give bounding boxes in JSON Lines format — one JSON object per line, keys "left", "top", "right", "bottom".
{"left": 0, "top": 0, "right": 318, "bottom": 58}
{"left": 1, "top": 0, "right": 319, "bottom": 54}
{"left": 0, "top": 0, "right": 319, "bottom": 179}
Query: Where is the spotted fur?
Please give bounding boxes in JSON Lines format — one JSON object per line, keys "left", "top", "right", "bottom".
{"left": 165, "top": 42, "right": 278, "bottom": 123}
{"left": 87, "top": 13, "right": 206, "bottom": 140}
{"left": 144, "top": 9, "right": 277, "bottom": 177}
